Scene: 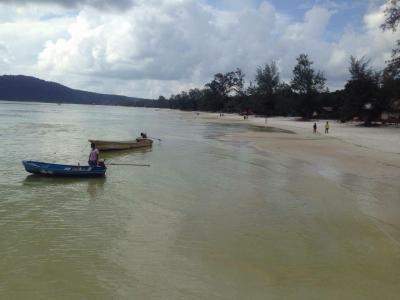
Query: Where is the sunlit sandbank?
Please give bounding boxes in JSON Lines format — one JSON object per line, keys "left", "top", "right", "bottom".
{"left": 183, "top": 111, "right": 400, "bottom": 252}
{"left": 184, "top": 112, "right": 400, "bottom": 176}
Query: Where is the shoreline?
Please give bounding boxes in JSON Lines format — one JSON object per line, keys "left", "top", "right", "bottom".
{"left": 180, "top": 111, "right": 400, "bottom": 181}
{"left": 182, "top": 111, "right": 400, "bottom": 248}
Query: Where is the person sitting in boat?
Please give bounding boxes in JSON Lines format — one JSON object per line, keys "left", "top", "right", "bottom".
{"left": 137, "top": 132, "right": 147, "bottom": 141}
{"left": 88, "top": 143, "right": 99, "bottom": 167}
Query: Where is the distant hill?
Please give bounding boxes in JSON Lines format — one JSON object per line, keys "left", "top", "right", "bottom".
{"left": 0, "top": 75, "right": 149, "bottom": 106}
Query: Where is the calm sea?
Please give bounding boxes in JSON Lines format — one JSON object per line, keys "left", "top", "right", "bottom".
{"left": 0, "top": 101, "right": 399, "bottom": 299}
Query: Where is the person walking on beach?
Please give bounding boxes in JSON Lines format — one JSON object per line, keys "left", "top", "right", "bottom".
{"left": 325, "top": 121, "right": 330, "bottom": 134}
{"left": 313, "top": 122, "right": 317, "bottom": 134}
{"left": 88, "top": 143, "right": 99, "bottom": 167}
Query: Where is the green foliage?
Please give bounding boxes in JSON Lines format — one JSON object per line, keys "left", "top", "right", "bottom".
{"left": 382, "top": 65, "right": 400, "bottom": 116}
{"left": 382, "top": 0, "right": 400, "bottom": 31}
{"left": 147, "top": 52, "right": 398, "bottom": 125}
{"left": 291, "top": 54, "right": 326, "bottom": 95}
{"left": 342, "top": 57, "right": 381, "bottom": 123}
{"left": 291, "top": 54, "right": 326, "bottom": 118}
{"left": 250, "top": 61, "right": 281, "bottom": 115}
{"left": 255, "top": 61, "right": 280, "bottom": 96}
{"left": 274, "top": 83, "right": 298, "bottom": 116}
{"left": 205, "top": 68, "right": 245, "bottom": 98}
{"left": 382, "top": 0, "right": 400, "bottom": 71}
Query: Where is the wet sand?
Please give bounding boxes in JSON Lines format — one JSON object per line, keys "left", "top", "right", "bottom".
{"left": 184, "top": 112, "right": 400, "bottom": 180}
{"left": 182, "top": 111, "right": 400, "bottom": 249}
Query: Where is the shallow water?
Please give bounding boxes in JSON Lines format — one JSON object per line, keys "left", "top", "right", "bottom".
{"left": 0, "top": 102, "right": 399, "bottom": 299}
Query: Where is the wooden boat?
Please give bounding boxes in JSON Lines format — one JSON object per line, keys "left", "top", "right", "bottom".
{"left": 89, "top": 138, "right": 153, "bottom": 151}
{"left": 22, "top": 161, "right": 106, "bottom": 177}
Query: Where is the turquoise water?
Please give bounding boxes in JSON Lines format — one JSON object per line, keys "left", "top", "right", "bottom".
{"left": 0, "top": 102, "right": 399, "bottom": 299}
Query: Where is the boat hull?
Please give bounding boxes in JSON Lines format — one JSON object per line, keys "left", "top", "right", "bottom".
{"left": 22, "top": 161, "right": 106, "bottom": 177}
{"left": 89, "top": 139, "right": 153, "bottom": 151}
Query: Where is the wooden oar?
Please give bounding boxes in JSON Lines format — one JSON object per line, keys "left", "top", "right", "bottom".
{"left": 148, "top": 137, "right": 162, "bottom": 141}
{"left": 107, "top": 163, "right": 151, "bottom": 167}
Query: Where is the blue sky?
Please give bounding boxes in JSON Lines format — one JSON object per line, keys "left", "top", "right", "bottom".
{"left": 211, "top": 0, "right": 383, "bottom": 40}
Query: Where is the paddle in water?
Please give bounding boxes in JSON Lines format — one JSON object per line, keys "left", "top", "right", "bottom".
{"left": 106, "top": 162, "right": 151, "bottom": 167}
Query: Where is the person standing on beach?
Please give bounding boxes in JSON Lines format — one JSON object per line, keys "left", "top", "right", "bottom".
{"left": 325, "top": 121, "right": 330, "bottom": 134}
{"left": 313, "top": 122, "right": 317, "bottom": 134}
{"left": 88, "top": 143, "right": 99, "bottom": 167}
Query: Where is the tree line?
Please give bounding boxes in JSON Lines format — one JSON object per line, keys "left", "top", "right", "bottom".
{"left": 135, "top": 1, "right": 400, "bottom": 124}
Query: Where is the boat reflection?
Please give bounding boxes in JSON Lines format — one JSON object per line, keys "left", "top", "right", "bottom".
{"left": 86, "top": 177, "right": 106, "bottom": 199}
{"left": 23, "top": 174, "right": 107, "bottom": 187}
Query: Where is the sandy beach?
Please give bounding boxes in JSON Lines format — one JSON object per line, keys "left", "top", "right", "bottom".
{"left": 184, "top": 112, "right": 400, "bottom": 180}
{"left": 182, "top": 112, "right": 400, "bottom": 248}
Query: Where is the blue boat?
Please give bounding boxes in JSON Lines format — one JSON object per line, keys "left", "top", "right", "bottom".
{"left": 22, "top": 161, "right": 107, "bottom": 177}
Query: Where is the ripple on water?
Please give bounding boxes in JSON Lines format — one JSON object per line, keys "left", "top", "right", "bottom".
{"left": 0, "top": 103, "right": 400, "bottom": 299}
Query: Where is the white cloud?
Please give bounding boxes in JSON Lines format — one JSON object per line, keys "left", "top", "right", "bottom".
{"left": 323, "top": 3, "right": 399, "bottom": 88}
{"left": 37, "top": 0, "right": 284, "bottom": 94}
{"left": 0, "top": 0, "right": 135, "bottom": 10}
{"left": 0, "top": 42, "right": 10, "bottom": 70}
{"left": 0, "top": 0, "right": 398, "bottom": 97}
{"left": 0, "top": 3, "right": 75, "bottom": 75}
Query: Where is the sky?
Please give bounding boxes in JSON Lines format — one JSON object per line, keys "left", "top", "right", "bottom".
{"left": 0, "top": 0, "right": 398, "bottom": 98}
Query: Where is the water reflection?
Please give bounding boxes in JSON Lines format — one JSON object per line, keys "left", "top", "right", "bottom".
{"left": 101, "top": 147, "right": 153, "bottom": 160}
{"left": 87, "top": 177, "right": 106, "bottom": 200}
{"left": 23, "top": 175, "right": 106, "bottom": 200}
{"left": 23, "top": 175, "right": 104, "bottom": 185}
